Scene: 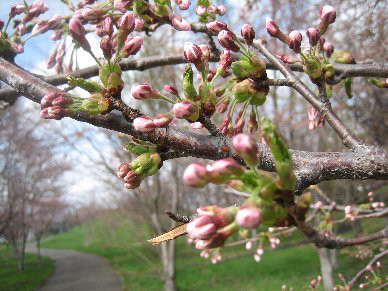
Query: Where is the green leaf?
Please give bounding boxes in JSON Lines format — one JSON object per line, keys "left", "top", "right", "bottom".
{"left": 124, "top": 142, "right": 156, "bottom": 156}
{"left": 68, "top": 76, "right": 103, "bottom": 93}
{"left": 344, "top": 77, "right": 353, "bottom": 99}
{"left": 183, "top": 65, "right": 197, "bottom": 101}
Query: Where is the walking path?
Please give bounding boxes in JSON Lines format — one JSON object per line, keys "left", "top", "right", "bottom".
{"left": 26, "top": 247, "right": 122, "bottom": 291}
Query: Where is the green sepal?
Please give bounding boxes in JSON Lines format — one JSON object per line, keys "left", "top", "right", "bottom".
{"left": 133, "top": 0, "right": 148, "bottom": 14}
{"left": 368, "top": 79, "right": 387, "bottom": 89}
{"left": 259, "top": 200, "right": 287, "bottom": 226}
{"left": 255, "top": 171, "right": 277, "bottom": 201}
{"left": 330, "top": 50, "right": 355, "bottom": 64}
{"left": 303, "top": 58, "right": 322, "bottom": 79}
{"left": 131, "top": 153, "right": 162, "bottom": 178}
{"left": 99, "top": 63, "right": 122, "bottom": 87}
{"left": 233, "top": 79, "right": 267, "bottom": 105}
{"left": 261, "top": 117, "right": 296, "bottom": 191}
{"left": 344, "top": 77, "right": 353, "bottom": 99}
{"left": 296, "top": 192, "right": 313, "bottom": 210}
{"left": 231, "top": 55, "right": 266, "bottom": 79}
{"left": 68, "top": 76, "right": 103, "bottom": 93}
{"left": 326, "top": 84, "right": 332, "bottom": 98}
{"left": 323, "top": 63, "right": 335, "bottom": 80}
{"left": 124, "top": 142, "right": 157, "bottom": 156}
{"left": 183, "top": 65, "right": 197, "bottom": 101}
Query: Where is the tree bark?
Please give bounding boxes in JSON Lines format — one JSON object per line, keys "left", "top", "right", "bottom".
{"left": 318, "top": 248, "right": 335, "bottom": 291}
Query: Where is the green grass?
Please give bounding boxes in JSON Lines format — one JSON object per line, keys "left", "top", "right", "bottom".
{"left": 0, "top": 245, "right": 54, "bottom": 291}
{"left": 41, "top": 211, "right": 383, "bottom": 291}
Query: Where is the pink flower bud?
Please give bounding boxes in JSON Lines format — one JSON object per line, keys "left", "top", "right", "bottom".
{"left": 308, "top": 107, "right": 325, "bottom": 130}
{"left": 52, "top": 96, "right": 73, "bottom": 107}
{"left": 122, "top": 36, "right": 143, "bottom": 56}
{"left": 366, "top": 264, "right": 373, "bottom": 272}
{"left": 208, "top": 5, "right": 218, "bottom": 14}
{"left": 117, "top": 12, "right": 135, "bottom": 32}
{"left": 288, "top": 30, "right": 302, "bottom": 53}
{"left": 306, "top": 28, "right": 320, "bottom": 46}
{"left": 102, "top": 17, "right": 114, "bottom": 36}
{"left": 69, "top": 17, "right": 91, "bottom": 51}
{"left": 183, "top": 42, "right": 203, "bottom": 64}
{"left": 183, "top": 162, "right": 209, "bottom": 188}
{"left": 133, "top": 115, "right": 156, "bottom": 132}
{"left": 124, "top": 180, "right": 141, "bottom": 189}
{"left": 10, "top": 4, "right": 26, "bottom": 18}
{"left": 232, "top": 134, "right": 259, "bottom": 166}
{"left": 218, "top": 30, "right": 239, "bottom": 52}
{"left": 114, "top": 0, "right": 133, "bottom": 13}
{"left": 131, "top": 84, "right": 160, "bottom": 100}
{"left": 46, "top": 46, "right": 58, "bottom": 69}
{"left": 241, "top": 24, "right": 255, "bottom": 45}
{"left": 206, "top": 21, "right": 228, "bottom": 34}
{"left": 134, "top": 17, "right": 144, "bottom": 31}
{"left": 175, "top": 0, "right": 191, "bottom": 10}
{"left": 323, "top": 41, "right": 334, "bottom": 57}
{"left": 16, "top": 24, "right": 27, "bottom": 36}
{"left": 172, "top": 100, "right": 199, "bottom": 121}
{"left": 219, "top": 50, "right": 233, "bottom": 72}
{"left": 187, "top": 215, "right": 217, "bottom": 240}
{"left": 216, "top": 101, "right": 228, "bottom": 114}
{"left": 46, "top": 105, "right": 70, "bottom": 120}
{"left": 153, "top": 114, "right": 172, "bottom": 128}
{"left": 100, "top": 36, "right": 113, "bottom": 60}
{"left": 320, "top": 5, "right": 336, "bottom": 24}
{"left": 266, "top": 17, "right": 280, "bottom": 37}
{"left": 236, "top": 207, "right": 262, "bottom": 228}
{"left": 314, "top": 201, "right": 323, "bottom": 210}
{"left": 164, "top": 85, "right": 179, "bottom": 97}
{"left": 207, "top": 158, "right": 244, "bottom": 184}
{"left": 196, "top": 5, "right": 206, "bottom": 16}
{"left": 199, "top": 44, "right": 210, "bottom": 59}
{"left": 41, "top": 92, "right": 61, "bottom": 108}
{"left": 376, "top": 261, "right": 381, "bottom": 269}
{"left": 169, "top": 14, "right": 191, "bottom": 31}
{"left": 217, "top": 5, "right": 227, "bottom": 16}
{"left": 117, "top": 163, "right": 131, "bottom": 178}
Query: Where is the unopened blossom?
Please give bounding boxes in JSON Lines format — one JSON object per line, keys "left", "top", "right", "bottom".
{"left": 323, "top": 41, "right": 334, "bottom": 57}
{"left": 133, "top": 115, "right": 156, "bottom": 132}
{"left": 320, "top": 5, "right": 336, "bottom": 24}
{"left": 172, "top": 100, "right": 199, "bottom": 121}
{"left": 306, "top": 28, "right": 320, "bottom": 46}
{"left": 314, "top": 201, "right": 323, "bottom": 210}
{"left": 288, "top": 31, "right": 302, "bottom": 53}
{"left": 183, "top": 42, "right": 203, "bottom": 64}
{"left": 376, "top": 261, "right": 381, "bottom": 269}
{"left": 200, "top": 250, "right": 210, "bottom": 258}
{"left": 117, "top": 162, "right": 132, "bottom": 179}
{"left": 187, "top": 215, "right": 217, "bottom": 240}
{"left": 266, "top": 17, "right": 280, "bottom": 37}
{"left": 245, "top": 241, "right": 253, "bottom": 250}
{"left": 254, "top": 254, "right": 261, "bottom": 262}
{"left": 100, "top": 36, "right": 113, "bottom": 59}
{"left": 216, "top": 101, "right": 228, "bottom": 113}
{"left": 232, "top": 134, "right": 259, "bottom": 166}
{"left": 206, "top": 21, "right": 228, "bottom": 34}
{"left": 117, "top": 12, "right": 135, "bottom": 32}
{"left": 23, "top": 1, "right": 48, "bottom": 23}
{"left": 163, "top": 85, "right": 179, "bottom": 97}
{"left": 169, "top": 14, "right": 191, "bottom": 31}
{"left": 50, "top": 29, "right": 64, "bottom": 41}
{"left": 207, "top": 158, "right": 244, "bottom": 184}
{"left": 134, "top": 17, "right": 144, "bottom": 31}
{"left": 217, "top": 5, "right": 227, "bottom": 16}
{"left": 345, "top": 205, "right": 357, "bottom": 221}
{"left": 31, "top": 15, "right": 62, "bottom": 36}
{"left": 69, "top": 17, "right": 91, "bottom": 51}
{"left": 41, "top": 106, "right": 70, "bottom": 120}
{"left": 52, "top": 95, "right": 73, "bottom": 107}
{"left": 208, "top": 5, "right": 218, "bottom": 14}
{"left": 241, "top": 24, "right": 255, "bottom": 45}
{"left": 366, "top": 264, "right": 373, "bottom": 272}
{"left": 102, "top": 17, "right": 114, "bottom": 36}
{"left": 153, "top": 114, "right": 172, "bottom": 128}
{"left": 219, "top": 50, "right": 233, "bottom": 72}
{"left": 218, "top": 30, "right": 239, "bottom": 52}
{"left": 211, "top": 253, "right": 221, "bottom": 264}
{"left": 183, "top": 162, "right": 209, "bottom": 188}
{"left": 10, "top": 4, "right": 26, "bottom": 18}
{"left": 16, "top": 24, "right": 27, "bottom": 36}
{"left": 131, "top": 84, "right": 160, "bottom": 100}
{"left": 117, "top": 162, "right": 141, "bottom": 189}
{"left": 114, "top": 0, "right": 133, "bottom": 13}
{"left": 175, "top": 0, "right": 191, "bottom": 10}
{"left": 46, "top": 45, "right": 58, "bottom": 69}
{"left": 196, "top": 5, "right": 206, "bottom": 16}
{"left": 122, "top": 36, "right": 143, "bottom": 56}
{"left": 235, "top": 207, "right": 262, "bottom": 229}
{"left": 308, "top": 107, "right": 325, "bottom": 130}
{"left": 269, "top": 237, "right": 280, "bottom": 248}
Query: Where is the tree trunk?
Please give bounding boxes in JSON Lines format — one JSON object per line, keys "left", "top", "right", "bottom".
{"left": 318, "top": 248, "right": 334, "bottom": 291}
{"left": 329, "top": 249, "right": 339, "bottom": 271}
{"left": 160, "top": 241, "right": 176, "bottom": 291}
{"left": 36, "top": 236, "right": 41, "bottom": 258}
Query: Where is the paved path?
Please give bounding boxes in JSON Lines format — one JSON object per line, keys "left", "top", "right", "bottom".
{"left": 26, "top": 247, "right": 122, "bottom": 291}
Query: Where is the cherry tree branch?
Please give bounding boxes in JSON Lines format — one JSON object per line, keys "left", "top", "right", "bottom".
{"left": 0, "top": 56, "right": 387, "bottom": 194}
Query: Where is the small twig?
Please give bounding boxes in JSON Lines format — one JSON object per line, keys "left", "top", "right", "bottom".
{"left": 197, "top": 112, "right": 221, "bottom": 136}
{"left": 109, "top": 97, "right": 142, "bottom": 122}
{"left": 165, "top": 210, "right": 194, "bottom": 223}
{"left": 348, "top": 249, "right": 388, "bottom": 287}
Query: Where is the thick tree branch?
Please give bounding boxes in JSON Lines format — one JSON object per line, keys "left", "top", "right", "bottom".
{"left": 0, "top": 57, "right": 387, "bottom": 194}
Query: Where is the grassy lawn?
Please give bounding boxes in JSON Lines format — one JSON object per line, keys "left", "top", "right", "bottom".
{"left": 0, "top": 245, "right": 54, "bottom": 291}
{"left": 41, "top": 212, "right": 384, "bottom": 290}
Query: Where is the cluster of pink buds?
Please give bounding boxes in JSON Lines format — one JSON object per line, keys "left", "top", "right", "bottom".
{"left": 253, "top": 248, "right": 264, "bottom": 262}
{"left": 187, "top": 206, "right": 238, "bottom": 249}
{"left": 308, "top": 107, "right": 325, "bottom": 130}
{"left": 372, "top": 201, "right": 385, "bottom": 209}
{"left": 117, "top": 163, "right": 141, "bottom": 189}
{"left": 31, "top": 14, "right": 62, "bottom": 36}
{"left": 183, "top": 43, "right": 209, "bottom": 72}
{"left": 114, "top": 0, "right": 133, "bottom": 13}
{"left": 131, "top": 84, "right": 161, "bottom": 100}
{"left": 183, "top": 158, "right": 244, "bottom": 188}
{"left": 269, "top": 237, "right": 280, "bottom": 249}
{"left": 133, "top": 114, "right": 173, "bottom": 132}
{"left": 196, "top": 4, "right": 226, "bottom": 16}
{"left": 40, "top": 92, "right": 73, "bottom": 120}
{"left": 22, "top": 1, "right": 48, "bottom": 23}
{"left": 309, "top": 275, "right": 322, "bottom": 289}
{"left": 344, "top": 205, "right": 357, "bottom": 221}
